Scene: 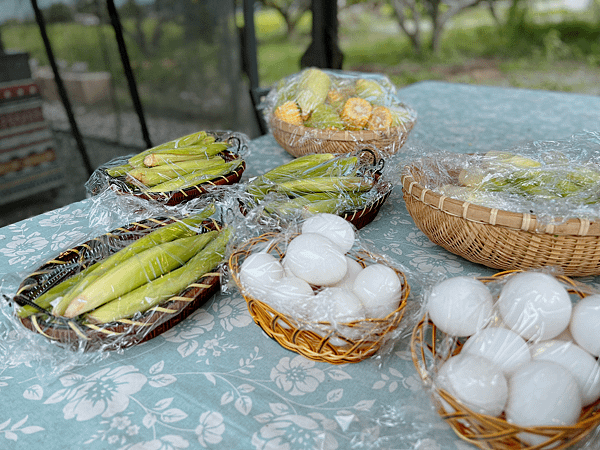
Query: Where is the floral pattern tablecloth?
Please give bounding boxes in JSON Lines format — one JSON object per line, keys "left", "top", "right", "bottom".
{"left": 1, "top": 81, "right": 600, "bottom": 450}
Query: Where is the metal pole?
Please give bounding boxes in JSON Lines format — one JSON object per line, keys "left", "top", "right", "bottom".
{"left": 106, "top": 0, "right": 153, "bottom": 149}
{"left": 31, "top": 0, "right": 94, "bottom": 176}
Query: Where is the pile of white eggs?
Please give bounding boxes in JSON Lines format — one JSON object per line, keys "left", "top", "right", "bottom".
{"left": 238, "top": 213, "right": 404, "bottom": 338}
{"left": 426, "top": 272, "right": 600, "bottom": 446}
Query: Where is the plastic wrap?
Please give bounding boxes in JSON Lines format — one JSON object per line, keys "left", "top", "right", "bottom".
{"left": 227, "top": 212, "right": 419, "bottom": 365}
{"left": 400, "top": 131, "right": 600, "bottom": 227}
{"left": 0, "top": 192, "right": 241, "bottom": 381}
{"left": 85, "top": 129, "right": 249, "bottom": 205}
{"left": 239, "top": 148, "right": 394, "bottom": 230}
{"left": 409, "top": 268, "right": 600, "bottom": 449}
{"left": 261, "top": 67, "right": 417, "bottom": 157}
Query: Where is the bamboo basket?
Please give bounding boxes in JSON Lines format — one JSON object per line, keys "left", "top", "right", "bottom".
{"left": 229, "top": 232, "right": 410, "bottom": 364}
{"left": 401, "top": 159, "right": 600, "bottom": 277}
{"left": 410, "top": 270, "right": 600, "bottom": 450}
{"left": 12, "top": 217, "right": 223, "bottom": 351}
{"left": 270, "top": 116, "right": 416, "bottom": 158}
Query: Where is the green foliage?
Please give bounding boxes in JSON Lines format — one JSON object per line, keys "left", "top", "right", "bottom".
{"left": 45, "top": 2, "right": 74, "bottom": 24}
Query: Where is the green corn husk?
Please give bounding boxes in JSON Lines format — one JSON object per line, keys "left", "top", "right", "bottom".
{"left": 141, "top": 143, "right": 229, "bottom": 167}
{"left": 85, "top": 227, "right": 232, "bottom": 324}
{"left": 355, "top": 78, "right": 386, "bottom": 104}
{"left": 304, "top": 104, "right": 344, "bottom": 130}
{"left": 296, "top": 68, "right": 331, "bottom": 118}
{"left": 50, "top": 207, "right": 216, "bottom": 317}
{"left": 274, "top": 176, "right": 374, "bottom": 196}
{"left": 303, "top": 194, "right": 368, "bottom": 215}
{"left": 62, "top": 231, "right": 218, "bottom": 318}
{"left": 127, "top": 157, "right": 226, "bottom": 187}
{"left": 146, "top": 159, "right": 243, "bottom": 193}
{"left": 106, "top": 163, "right": 133, "bottom": 177}
{"left": 263, "top": 192, "right": 335, "bottom": 215}
{"left": 128, "top": 138, "right": 224, "bottom": 167}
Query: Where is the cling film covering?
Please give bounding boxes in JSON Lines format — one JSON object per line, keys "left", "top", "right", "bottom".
{"left": 85, "top": 129, "right": 249, "bottom": 205}
{"left": 262, "top": 68, "right": 417, "bottom": 156}
{"left": 408, "top": 268, "right": 600, "bottom": 450}
{"left": 399, "top": 131, "right": 600, "bottom": 227}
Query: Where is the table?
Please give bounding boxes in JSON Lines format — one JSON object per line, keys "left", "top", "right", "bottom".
{"left": 1, "top": 81, "right": 599, "bottom": 450}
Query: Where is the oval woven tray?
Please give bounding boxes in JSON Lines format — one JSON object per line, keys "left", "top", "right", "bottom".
{"left": 401, "top": 160, "right": 600, "bottom": 276}
{"left": 410, "top": 270, "right": 600, "bottom": 450}
{"left": 13, "top": 217, "right": 223, "bottom": 351}
{"left": 229, "top": 232, "right": 410, "bottom": 364}
{"left": 105, "top": 131, "right": 248, "bottom": 205}
{"left": 270, "top": 116, "right": 416, "bottom": 158}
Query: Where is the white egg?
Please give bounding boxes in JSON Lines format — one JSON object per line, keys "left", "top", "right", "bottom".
{"left": 505, "top": 360, "right": 582, "bottom": 447}
{"left": 462, "top": 327, "right": 531, "bottom": 376}
{"left": 331, "top": 257, "right": 363, "bottom": 290}
{"left": 435, "top": 353, "right": 508, "bottom": 417}
{"left": 311, "top": 287, "right": 366, "bottom": 324}
{"left": 497, "top": 272, "right": 572, "bottom": 342}
{"left": 302, "top": 213, "right": 356, "bottom": 253}
{"left": 353, "top": 264, "right": 402, "bottom": 318}
{"left": 263, "top": 276, "right": 315, "bottom": 318}
{"left": 530, "top": 339, "right": 600, "bottom": 406}
{"left": 570, "top": 294, "right": 600, "bottom": 357}
{"left": 285, "top": 233, "right": 348, "bottom": 286}
{"left": 426, "top": 276, "right": 494, "bottom": 337}
{"left": 239, "top": 252, "right": 285, "bottom": 296}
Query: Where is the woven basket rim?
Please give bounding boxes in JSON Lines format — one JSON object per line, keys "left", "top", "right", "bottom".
{"left": 270, "top": 116, "right": 416, "bottom": 142}
{"left": 401, "top": 163, "right": 600, "bottom": 237}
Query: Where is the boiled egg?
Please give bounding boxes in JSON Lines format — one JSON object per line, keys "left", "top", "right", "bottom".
{"left": 570, "top": 294, "right": 600, "bottom": 357}
{"left": 239, "top": 252, "right": 285, "bottom": 296}
{"left": 352, "top": 263, "right": 402, "bottom": 318}
{"left": 301, "top": 213, "right": 356, "bottom": 253}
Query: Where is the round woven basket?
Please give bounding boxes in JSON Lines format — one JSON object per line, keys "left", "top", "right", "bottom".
{"left": 410, "top": 270, "right": 600, "bottom": 450}
{"left": 13, "top": 217, "right": 223, "bottom": 351}
{"left": 229, "top": 232, "right": 410, "bottom": 364}
{"left": 270, "top": 116, "right": 416, "bottom": 158}
{"left": 401, "top": 159, "right": 600, "bottom": 277}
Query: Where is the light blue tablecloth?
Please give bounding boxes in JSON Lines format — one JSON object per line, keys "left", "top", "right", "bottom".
{"left": 1, "top": 81, "right": 600, "bottom": 450}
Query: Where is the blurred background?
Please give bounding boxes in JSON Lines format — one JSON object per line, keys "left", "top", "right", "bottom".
{"left": 1, "top": 0, "right": 599, "bottom": 226}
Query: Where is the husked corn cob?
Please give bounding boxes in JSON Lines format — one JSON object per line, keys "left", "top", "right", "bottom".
{"left": 341, "top": 97, "right": 372, "bottom": 130}
{"left": 304, "top": 104, "right": 344, "bottom": 130}
{"left": 367, "top": 106, "right": 393, "bottom": 131}
{"left": 296, "top": 68, "right": 331, "bottom": 120}
{"left": 355, "top": 78, "right": 386, "bottom": 104}
{"left": 84, "top": 227, "right": 232, "bottom": 324}
{"left": 273, "top": 101, "right": 303, "bottom": 126}
{"left": 62, "top": 231, "right": 218, "bottom": 318}
{"left": 127, "top": 157, "right": 226, "bottom": 187}
{"left": 146, "top": 159, "right": 243, "bottom": 193}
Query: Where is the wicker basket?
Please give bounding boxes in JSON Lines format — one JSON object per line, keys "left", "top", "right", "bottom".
{"left": 229, "top": 232, "right": 410, "bottom": 364}
{"left": 401, "top": 159, "right": 600, "bottom": 277}
{"left": 410, "top": 270, "right": 600, "bottom": 450}
{"left": 13, "top": 217, "right": 223, "bottom": 351}
{"left": 270, "top": 116, "right": 416, "bottom": 158}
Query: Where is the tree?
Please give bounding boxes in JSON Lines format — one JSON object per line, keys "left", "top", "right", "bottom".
{"left": 258, "top": 0, "right": 311, "bottom": 36}
{"left": 45, "top": 2, "right": 75, "bottom": 23}
{"left": 389, "top": 0, "right": 486, "bottom": 55}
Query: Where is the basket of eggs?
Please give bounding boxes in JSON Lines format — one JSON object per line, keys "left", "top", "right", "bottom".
{"left": 229, "top": 213, "right": 410, "bottom": 364}
{"left": 411, "top": 269, "right": 600, "bottom": 450}
{"left": 401, "top": 139, "right": 600, "bottom": 277}
{"left": 266, "top": 68, "right": 417, "bottom": 157}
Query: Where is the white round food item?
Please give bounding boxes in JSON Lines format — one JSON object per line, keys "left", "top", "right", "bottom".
{"left": 263, "top": 276, "right": 315, "bottom": 318}
{"left": 285, "top": 233, "right": 347, "bottom": 286}
{"left": 436, "top": 353, "right": 508, "bottom": 417}
{"left": 570, "top": 294, "right": 600, "bottom": 357}
{"left": 462, "top": 327, "right": 531, "bottom": 376}
{"left": 239, "top": 252, "right": 285, "bottom": 296}
{"left": 505, "top": 360, "right": 582, "bottom": 447}
{"left": 353, "top": 264, "right": 402, "bottom": 318}
{"left": 530, "top": 339, "right": 600, "bottom": 406}
{"left": 426, "top": 276, "right": 494, "bottom": 337}
{"left": 311, "top": 287, "right": 366, "bottom": 323}
{"left": 331, "top": 257, "right": 363, "bottom": 290}
{"left": 497, "top": 272, "right": 572, "bottom": 342}
{"left": 301, "top": 213, "right": 356, "bottom": 253}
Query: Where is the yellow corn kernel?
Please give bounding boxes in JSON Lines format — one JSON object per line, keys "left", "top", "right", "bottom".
{"left": 367, "top": 106, "right": 393, "bottom": 131}
{"left": 341, "top": 97, "right": 372, "bottom": 130}
{"left": 274, "top": 101, "right": 303, "bottom": 126}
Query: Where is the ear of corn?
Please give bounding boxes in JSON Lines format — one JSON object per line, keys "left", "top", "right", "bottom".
{"left": 51, "top": 207, "right": 215, "bottom": 316}
{"left": 341, "top": 97, "right": 372, "bottom": 130}
{"left": 142, "top": 150, "right": 223, "bottom": 168}
{"left": 304, "top": 104, "right": 344, "bottom": 130}
{"left": 355, "top": 78, "right": 386, "bottom": 104}
{"left": 84, "top": 227, "right": 232, "bottom": 324}
{"left": 296, "top": 68, "right": 331, "bottom": 120}
{"left": 273, "top": 101, "right": 303, "bottom": 126}
{"left": 274, "top": 176, "right": 374, "bottom": 196}
{"left": 146, "top": 159, "right": 243, "bottom": 193}
{"left": 367, "top": 106, "right": 393, "bottom": 131}
{"left": 128, "top": 140, "right": 226, "bottom": 168}
{"left": 106, "top": 163, "right": 133, "bottom": 177}
{"left": 127, "top": 157, "right": 226, "bottom": 186}
{"left": 62, "top": 231, "right": 218, "bottom": 318}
